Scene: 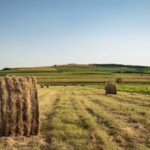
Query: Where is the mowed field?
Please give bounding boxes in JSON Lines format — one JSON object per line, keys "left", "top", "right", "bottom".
{"left": 1, "top": 86, "right": 149, "bottom": 150}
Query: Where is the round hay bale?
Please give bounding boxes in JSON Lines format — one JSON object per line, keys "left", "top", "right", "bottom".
{"left": 40, "top": 85, "right": 44, "bottom": 88}
{"left": 105, "top": 82, "right": 117, "bottom": 94}
{"left": 0, "top": 76, "right": 39, "bottom": 137}
{"left": 46, "top": 84, "right": 49, "bottom": 88}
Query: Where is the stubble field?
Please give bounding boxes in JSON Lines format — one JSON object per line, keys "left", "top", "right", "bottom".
{"left": 1, "top": 86, "right": 149, "bottom": 150}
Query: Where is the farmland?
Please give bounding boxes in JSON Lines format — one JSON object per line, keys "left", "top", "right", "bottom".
{"left": 0, "top": 64, "right": 150, "bottom": 84}
{"left": 0, "top": 86, "right": 150, "bottom": 150}
{"left": 0, "top": 64, "right": 150, "bottom": 150}
{"left": 0, "top": 64, "right": 150, "bottom": 94}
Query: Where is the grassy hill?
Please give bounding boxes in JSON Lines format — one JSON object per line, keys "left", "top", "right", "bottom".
{"left": 0, "top": 64, "right": 150, "bottom": 84}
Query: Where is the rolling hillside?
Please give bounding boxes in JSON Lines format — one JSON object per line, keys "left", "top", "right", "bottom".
{"left": 0, "top": 64, "right": 150, "bottom": 84}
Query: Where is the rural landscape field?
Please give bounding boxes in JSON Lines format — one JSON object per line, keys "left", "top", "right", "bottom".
{"left": 0, "top": 64, "right": 150, "bottom": 150}
{"left": 1, "top": 0, "right": 150, "bottom": 150}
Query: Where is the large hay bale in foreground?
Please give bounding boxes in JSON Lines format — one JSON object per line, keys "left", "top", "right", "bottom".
{"left": 0, "top": 76, "right": 39, "bottom": 137}
{"left": 105, "top": 83, "right": 117, "bottom": 94}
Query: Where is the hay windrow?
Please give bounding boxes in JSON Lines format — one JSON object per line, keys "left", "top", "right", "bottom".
{"left": 0, "top": 76, "right": 39, "bottom": 137}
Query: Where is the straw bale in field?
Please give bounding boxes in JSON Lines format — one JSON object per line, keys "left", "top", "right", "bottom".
{"left": 0, "top": 76, "right": 39, "bottom": 137}
{"left": 105, "top": 82, "right": 117, "bottom": 94}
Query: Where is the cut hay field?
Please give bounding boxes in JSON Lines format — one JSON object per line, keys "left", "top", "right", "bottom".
{"left": 0, "top": 86, "right": 149, "bottom": 150}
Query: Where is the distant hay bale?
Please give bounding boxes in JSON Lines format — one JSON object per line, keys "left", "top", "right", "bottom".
{"left": 46, "top": 84, "right": 49, "bottom": 88}
{"left": 0, "top": 76, "right": 39, "bottom": 137}
{"left": 40, "top": 85, "right": 44, "bottom": 88}
{"left": 105, "top": 82, "right": 117, "bottom": 94}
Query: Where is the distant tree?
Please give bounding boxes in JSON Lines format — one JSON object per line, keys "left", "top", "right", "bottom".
{"left": 2, "top": 68, "right": 11, "bottom": 71}
{"left": 116, "top": 78, "right": 123, "bottom": 83}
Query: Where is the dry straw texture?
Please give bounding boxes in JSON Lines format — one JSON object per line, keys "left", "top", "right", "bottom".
{"left": 105, "top": 82, "right": 117, "bottom": 94}
{"left": 0, "top": 76, "right": 39, "bottom": 137}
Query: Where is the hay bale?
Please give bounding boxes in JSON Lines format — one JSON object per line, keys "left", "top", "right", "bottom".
{"left": 40, "top": 85, "right": 44, "bottom": 88}
{"left": 46, "top": 84, "right": 49, "bottom": 88}
{"left": 0, "top": 76, "right": 39, "bottom": 137}
{"left": 105, "top": 82, "right": 117, "bottom": 94}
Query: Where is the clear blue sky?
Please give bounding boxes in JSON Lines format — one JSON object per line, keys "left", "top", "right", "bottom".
{"left": 0, "top": 0, "right": 150, "bottom": 68}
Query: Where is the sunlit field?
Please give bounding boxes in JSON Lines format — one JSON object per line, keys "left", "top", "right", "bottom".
{"left": 1, "top": 0, "right": 150, "bottom": 149}
{"left": 0, "top": 86, "right": 149, "bottom": 150}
